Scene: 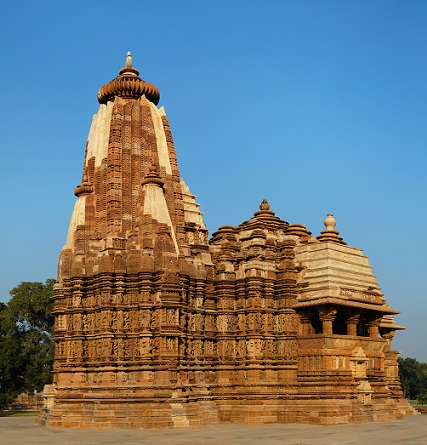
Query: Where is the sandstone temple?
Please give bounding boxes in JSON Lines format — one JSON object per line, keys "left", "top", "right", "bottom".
{"left": 46, "top": 53, "right": 414, "bottom": 428}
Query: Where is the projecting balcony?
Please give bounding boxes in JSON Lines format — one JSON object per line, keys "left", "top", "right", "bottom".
{"left": 297, "top": 334, "right": 387, "bottom": 382}
{"left": 296, "top": 302, "right": 403, "bottom": 342}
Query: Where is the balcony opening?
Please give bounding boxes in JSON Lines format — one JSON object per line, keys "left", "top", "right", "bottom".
{"left": 309, "top": 313, "right": 322, "bottom": 334}
{"left": 357, "top": 315, "right": 369, "bottom": 337}
{"left": 332, "top": 310, "right": 347, "bottom": 335}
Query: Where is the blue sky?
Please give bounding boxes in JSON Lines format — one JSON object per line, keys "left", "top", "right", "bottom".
{"left": 1, "top": 1, "right": 426, "bottom": 361}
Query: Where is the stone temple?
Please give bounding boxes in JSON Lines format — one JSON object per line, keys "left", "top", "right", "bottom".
{"left": 46, "top": 53, "right": 414, "bottom": 428}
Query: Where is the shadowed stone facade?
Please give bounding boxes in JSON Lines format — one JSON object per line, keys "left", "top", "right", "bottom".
{"left": 46, "top": 54, "right": 415, "bottom": 428}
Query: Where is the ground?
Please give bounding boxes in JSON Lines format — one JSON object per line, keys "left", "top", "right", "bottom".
{"left": 1, "top": 414, "right": 427, "bottom": 445}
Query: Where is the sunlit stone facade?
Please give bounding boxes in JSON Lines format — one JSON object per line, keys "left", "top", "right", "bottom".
{"left": 47, "top": 54, "right": 415, "bottom": 428}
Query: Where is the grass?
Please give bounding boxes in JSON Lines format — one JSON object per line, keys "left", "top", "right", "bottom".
{"left": 408, "top": 400, "right": 427, "bottom": 413}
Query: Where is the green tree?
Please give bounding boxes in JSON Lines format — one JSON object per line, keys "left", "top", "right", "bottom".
{"left": 0, "top": 302, "right": 23, "bottom": 414}
{"left": 398, "top": 357, "right": 427, "bottom": 400}
{"left": 418, "top": 390, "right": 427, "bottom": 405}
{"left": 0, "top": 280, "right": 55, "bottom": 415}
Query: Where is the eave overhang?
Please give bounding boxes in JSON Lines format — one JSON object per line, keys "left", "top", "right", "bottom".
{"left": 293, "top": 297, "right": 400, "bottom": 315}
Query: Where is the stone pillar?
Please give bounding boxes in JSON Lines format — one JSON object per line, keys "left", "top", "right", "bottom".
{"left": 299, "top": 315, "right": 312, "bottom": 336}
{"left": 318, "top": 308, "right": 337, "bottom": 335}
{"left": 367, "top": 318, "right": 381, "bottom": 339}
{"left": 345, "top": 314, "right": 360, "bottom": 336}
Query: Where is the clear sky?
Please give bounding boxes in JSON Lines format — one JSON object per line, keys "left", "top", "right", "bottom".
{"left": 1, "top": 1, "right": 426, "bottom": 361}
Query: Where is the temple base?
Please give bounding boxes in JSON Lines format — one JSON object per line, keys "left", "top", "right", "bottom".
{"left": 44, "top": 386, "right": 416, "bottom": 429}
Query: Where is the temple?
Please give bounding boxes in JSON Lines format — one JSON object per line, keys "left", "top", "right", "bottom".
{"left": 46, "top": 54, "right": 415, "bottom": 428}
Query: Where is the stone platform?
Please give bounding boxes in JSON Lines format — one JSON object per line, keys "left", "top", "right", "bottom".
{"left": 1, "top": 415, "right": 427, "bottom": 445}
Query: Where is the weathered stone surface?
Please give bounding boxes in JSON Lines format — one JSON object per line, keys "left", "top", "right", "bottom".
{"left": 46, "top": 54, "right": 415, "bottom": 429}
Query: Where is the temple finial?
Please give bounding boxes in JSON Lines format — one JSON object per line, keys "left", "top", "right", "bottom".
{"left": 253, "top": 197, "right": 276, "bottom": 219}
{"left": 126, "top": 51, "right": 132, "bottom": 68}
{"left": 260, "top": 198, "right": 270, "bottom": 211}
{"left": 324, "top": 213, "right": 336, "bottom": 231}
{"left": 317, "top": 213, "right": 347, "bottom": 244}
{"left": 99, "top": 52, "right": 160, "bottom": 104}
